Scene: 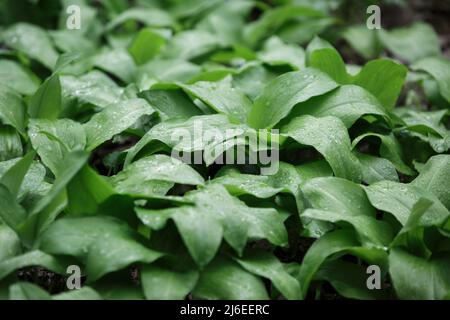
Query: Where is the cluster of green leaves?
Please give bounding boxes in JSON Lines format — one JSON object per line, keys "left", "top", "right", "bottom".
{"left": 0, "top": 0, "right": 449, "bottom": 300}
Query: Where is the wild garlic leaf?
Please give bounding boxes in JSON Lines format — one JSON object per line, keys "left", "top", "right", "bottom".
{"left": 39, "top": 216, "right": 163, "bottom": 281}
{"left": 248, "top": 68, "right": 338, "bottom": 129}
{"left": 282, "top": 115, "right": 361, "bottom": 182}
{"left": 83, "top": 98, "right": 154, "bottom": 151}
{"left": 2, "top": 23, "right": 58, "bottom": 69}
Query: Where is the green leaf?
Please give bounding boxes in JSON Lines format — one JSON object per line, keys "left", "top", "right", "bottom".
{"left": 286, "top": 85, "right": 389, "bottom": 128}
{"left": 235, "top": 250, "right": 302, "bottom": 300}
{"left": 307, "top": 42, "right": 349, "bottom": 84}
{"left": 316, "top": 260, "right": 389, "bottom": 300}
{"left": 356, "top": 152, "right": 399, "bottom": 184}
{"left": 176, "top": 80, "right": 253, "bottom": 123}
{"left": 128, "top": 28, "right": 166, "bottom": 65}
{"left": 379, "top": 22, "right": 440, "bottom": 63}
{"left": 0, "top": 125, "right": 22, "bottom": 161}
{"left": 193, "top": 256, "right": 269, "bottom": 300}
{"left": 60, "top": 71, "right": 125, "bottom": 109}
{"left": 353, "top": 59, "right": 407, "bottom": 110}
{"left": 141, "top": 264, "right": 199, "bottom": 300}
{"left": 0, "top": 250, "right": 65, "bottom": 280}
{"left": 39, "top": 216, "right": 163, "bottom": 281}
{"left": 243, "top": 5, "right": 326, "bottom": 47}
{"left": 105, "top": 7, "right": 174, "bottom": 31}
{"left": 302, "top": 176, "right": 393, "bottom": 246}
{"left": 258, "top": 36, "right": 305, "bottom": 70}
{"left": 9, "top": 282, "right": 52, "bottom": 300}
{"left": 138, "top": 89, "right": 202, "bottom": 120}
{"left": 297, "top": 229, "right": 387, "bottom": 298}
{"left": 28, "top": 118, "right": 86, "bottom": 175}
{"left": 352, "top": 133, "right": 415, "bottom": 175}
{"left": 111, "top": 154, "right": 204, "bottom": 197}
{"left": 137, "top": 185, "right": 288, "bottom": 264}
{"left": 248, "top": 68, "right": 338, "bottom": 128}
{"left": 67, "top": 164, "right": 115, "bottom": 215}
{"left": 83, "top": 98, "right": 154, "bottom": 151}
{"left": 341, "top": 25, "right": 380, "bottom": 59}
{"left": 2, "top": 23, "right": 58, "bottom": 69}
{"left": 363, "top": 181, "right": 449, "bottom": 226}
{"left": 0, "top": 224, "right": 21, "bottom": 261}
{"left": 0, "top": 184, "right": 27, "bottom": 229}
{"left": 0, "top": 85, "right": 26, "bottom": 134}
{"left": 93, "top": 49, "right": 136, "bottom": 83}
{"left": 162, "top": 30, "right": 220, "bottom": 60}
{"left": 53, "top": 287, "right": 102, "bottom": 300}
{"left": 282, "top": 115, "right": 361, "bottom": 182}
{"left": 412, "top": 57, "right": 450, "bottom": 103}
{"left": 0, "top": 60, "right": 39, "bottom": 95}
{"left": 412, "top": 155, "right": 450, "bottom": 209}
{"left": 389, "top": 248, "right": 450, "bottom": 300}
{"left": 0, "top": 151, "right": 35, "bottom": 197}
{"left": 29, "top": 74, "right": 61, "bottom": 120}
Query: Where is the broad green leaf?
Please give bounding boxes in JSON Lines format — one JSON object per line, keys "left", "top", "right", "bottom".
{"left": 137, "top": 185, "right": 288, "bottom": 264}
{"left": 211, "top": 161, "right": 301, "bottom": 199}
{"left": 83, "top": 98, "right": 154, "bottom": 150}
{"left": 162, "top": 30, "right": 221, "bottom": 60}
{"left": 9, "top": 282, "right": 52, "bottom": 300}
{"left": 18, "top": 151, "right": 89, "bottom": 245}
{"left": 282, "top": 115, "right": 361, "bottom": 182}
{"left": 353, "top": 59, "right": 407, "bottom": 110}
{"left": 287, "top": 85, "right": 389, "bottom": 128}
{"left": 0, "top": 125, "right": 22, "bottom": 161}
{"left": 2, "top": 23, "right": 58, "bottom": 69}
{"left": 128, "top": 28, "right": 166, "bottom": 65}
{"left": 243, "top": 5, "right": 326, "bottom": 47}
{"left": 138, "top": 89, "right": 202, "bottom": 120}
{"left": 352, "top": 133, "right": 415, "bottom": 175}
{"left": 193, "top": 256, "right": 269, "bottom": 300}
{"left": 248, "top": 68, "right": 338, "bottom": 128}
{"left": 93, "top": 48, "right": 136, "bottom": 83}
{"left": 301, "top": 176, "right": 393, "bottom": 246}
{"left": 0, "top": 85, "right": 26, "bottom": 133}
{"left": 67, "top": 165, "right": 115, "bottom": 215}
{"left": 341, "top": 25, "right": 380, "bottom": 59}
{"left": 53, "top": 287, "right": 102, "bottom": 300}
{"left": 0, "top": 224, "right": 21, "bottom": 261}
{"left": 412, "top": 57, "right": 450, "bottom": 103}
{"left": 389, "top": 248, "right": 450, "bottom": 300}
{"left": 316, "top": 260, "right": 389, "bottom": 300}
{"left": 235, "top": 250, "right": 302, "bottom": 300}
{"left": 39, "top": 216, "right": 163, "bottom": 281}
{"left": 28, "top": 118, "right": 86, "bottom": 175}
{"left": 356, "top": 153, "right": 399, "bottom": 184}
{"left": 105, "top": 8, "right": 174, "bottom": 31}
{"left": 110, "top": 154, "right": 204, "bottom": 197}
{"left": 379, "top": 22, "right": 440, "bottom": 63}
{"left": 29, "top": 74, "right": 62, "bottom": 120}
{"left": 0, "top": 60, "right": 39, "bottom": 95}
{"left": 363, "top": 181, "right": 449, "bottom": 226}
{"left": 60, "top": 71, "right": 125, "bottom": 109}
{"left": 176, "top": 80, "right": 253, "bottom": 123}
{"left": 141, "top": 264, "right": 199, "bottom": 300}
{"left": 258, "top": 36, "right": 305, "bottom": 70}
{"left": 124, "top": 114, "right": 253, "bottom": 166}
{"left": 0, "top": 250, "right": 65, "bottom": 280}
{"left": 412, "top": 155, "right": 450, "bottom": 209}
{"left": 297, "top": 229, "right": 387, "bottom": 298}
{"left": 0, "top": 151, "right": 35, "bottom": 197}
{"left": 307, "top": 43, "right": 349, "bottom": 84}
{"left": 0, "top": 184, "right": 27, "bottom": 229}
